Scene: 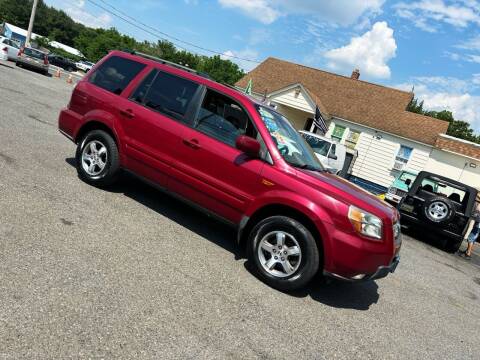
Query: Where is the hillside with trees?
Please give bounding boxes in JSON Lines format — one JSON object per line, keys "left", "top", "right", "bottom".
{"left": 407, "top": 98, "right": 479, "bottom": 144}
{"left": 0, "top": 0, "right": 244, "bottom": 84}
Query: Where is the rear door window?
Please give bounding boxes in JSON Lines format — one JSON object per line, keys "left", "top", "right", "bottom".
{"left": 89, "top": 56, "right": 146, "bottom": 95}
{"left": 24, "top": 48, "right": 45, "bottom": 60}
{"left": 132, "top": 70, "right": 199, "bottom": 122}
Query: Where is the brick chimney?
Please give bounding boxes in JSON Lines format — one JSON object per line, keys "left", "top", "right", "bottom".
{"left": 351, "top": 68, "right": 360, "bottom": 80}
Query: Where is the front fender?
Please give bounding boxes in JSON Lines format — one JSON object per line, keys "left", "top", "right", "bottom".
{"left": 243, "top": 190, "right": 338, "bottom": 265}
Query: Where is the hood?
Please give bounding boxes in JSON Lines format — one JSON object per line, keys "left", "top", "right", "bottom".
{"left": 297, "top": 169, "right": 396, "bottom": 218}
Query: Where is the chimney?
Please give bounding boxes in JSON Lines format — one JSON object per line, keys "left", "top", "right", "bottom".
{"left": 351, "top": 68, "right": 360, "bottom": 80}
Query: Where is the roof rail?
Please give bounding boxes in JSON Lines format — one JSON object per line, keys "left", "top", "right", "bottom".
{"left": 122, "top": 49, "right": 211, "bottom": 79}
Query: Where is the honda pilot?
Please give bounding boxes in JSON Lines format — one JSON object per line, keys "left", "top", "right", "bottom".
{"left": 58, "top": 50, "right": 401, "bottom": 290}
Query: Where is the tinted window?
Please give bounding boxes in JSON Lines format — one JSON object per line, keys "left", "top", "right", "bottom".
{"left": 196, "top": 90, "right": 256, "bottom": 147}
{"left": 130, "top": 70, "right": 158, "bottom": 103}
{"left": 24, "top": 48, "right": 45, "bottom": 60}
{"left": 89, "top": 56, "right": 146, "bottom": 95}
{"left": 140, "top": 71, "right": 199, "bottom": 121}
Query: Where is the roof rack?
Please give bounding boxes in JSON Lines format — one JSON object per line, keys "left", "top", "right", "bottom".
{"left": 123, "top": 49, "right": 211, "bottom": 79}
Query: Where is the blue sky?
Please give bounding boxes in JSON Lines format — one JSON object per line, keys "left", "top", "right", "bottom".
{"left": 44, "top": 0, "right": 480, "bottom": 132}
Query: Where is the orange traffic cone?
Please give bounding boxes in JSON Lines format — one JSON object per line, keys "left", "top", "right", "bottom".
{"left": 66, "top": 74, "right": 73, "bottom": 84}
{"left": 55, "top": 68, "right": 61, "bottom": 78}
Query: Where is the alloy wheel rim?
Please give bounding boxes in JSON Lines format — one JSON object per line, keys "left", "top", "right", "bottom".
{"left": 257, "top": 231, "right": 302, "bottom": 278}
{"left": 428, "top": 201, "right": 448, "bottom": 220}
{"left": 81, "top": 140, "right": 108, "bottom": 176}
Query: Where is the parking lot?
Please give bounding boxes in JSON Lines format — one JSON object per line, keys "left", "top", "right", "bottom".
{"left": 0, "top": 63, "right": 479, "bottom": 359}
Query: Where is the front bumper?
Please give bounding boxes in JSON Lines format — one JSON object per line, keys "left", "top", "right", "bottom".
{"left": 385, "top": 193, "right": 402, "bottom": 204}
{"left": 324, "top": 255, "right": 400, "bottom": 282}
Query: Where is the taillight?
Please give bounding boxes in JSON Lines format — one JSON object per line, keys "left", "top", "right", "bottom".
{"left": 44, "top": 55, "right": 49, "bottom": 65}
{"left": 2, "top": 47, "right": 7, "bottom": 52}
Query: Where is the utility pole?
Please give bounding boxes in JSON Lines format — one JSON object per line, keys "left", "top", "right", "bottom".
{"left": 25, "top": 0, "right": 39, "bottom": 47}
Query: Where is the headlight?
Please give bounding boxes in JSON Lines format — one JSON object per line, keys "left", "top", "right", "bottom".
{"left": 348, "top": 205, "right": 383, "bottom": 240}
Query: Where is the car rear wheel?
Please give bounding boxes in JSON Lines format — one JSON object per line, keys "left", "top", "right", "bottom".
{"left": 75, "top": 130, "right": 120, "bottom": 187}
{"left": 247, "top": 216, "right": 320, "bottom": 291}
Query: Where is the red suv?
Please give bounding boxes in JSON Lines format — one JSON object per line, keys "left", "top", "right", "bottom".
{"left": 58, "top": 51, "right": 401, "bottom": 290}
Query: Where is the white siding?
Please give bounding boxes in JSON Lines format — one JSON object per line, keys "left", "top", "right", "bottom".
{"left": 407, "top": 150, "right": 430, "bottom": 173}
{"left": 425, "top": 149, "right": 480, "bottom": 188}
{"left": 331, "top": 118, "right": 433, "bottom": 188}
{"left": 275, "top": 104, "right": 313, "bottom": 130}
{"left": 269, "top": 89, "right": 314, "bottom": 113}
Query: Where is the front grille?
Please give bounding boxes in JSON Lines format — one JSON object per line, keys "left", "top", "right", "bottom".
{"left": 396, "top": 189, "right": 407, "bottom": 198}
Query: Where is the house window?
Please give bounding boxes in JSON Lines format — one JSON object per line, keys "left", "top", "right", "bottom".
{"left": 345, "top": 130, "right": 360, "bottom": 149}
{"left": 396, "top": 145, "right": 413, "bottom": 164}
{"left": 331, "top": 125, "right": 346, "bottom": 142}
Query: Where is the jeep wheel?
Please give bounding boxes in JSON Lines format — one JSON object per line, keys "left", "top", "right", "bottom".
{"left": 247, "top": 216, "right": 320, "bottom": 291}
{"left": 423, "top": 196, "right": 454, "bottom": 224}
{"left": 75, "top": 130, "right": 120, "bottom": 187}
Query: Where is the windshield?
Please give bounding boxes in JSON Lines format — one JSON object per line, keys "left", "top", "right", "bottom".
{"left": 301, "top": 133, "right": 331, "bottom": 157}
{"left": 256, "top": 105, "right": 324, "bottom": 171}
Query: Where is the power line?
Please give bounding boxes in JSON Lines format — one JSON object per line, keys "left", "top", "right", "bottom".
{"left": 83, "top": 0, "right": 260, "bottom": 64}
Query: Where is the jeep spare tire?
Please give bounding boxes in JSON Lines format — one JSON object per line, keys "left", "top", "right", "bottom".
{"left": 423, "top": 196, "right": 455, "bottom": 224}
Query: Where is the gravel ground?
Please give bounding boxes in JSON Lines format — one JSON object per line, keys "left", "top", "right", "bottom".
{"left": 0, "top": 63, "right": 479, "bottom": 360}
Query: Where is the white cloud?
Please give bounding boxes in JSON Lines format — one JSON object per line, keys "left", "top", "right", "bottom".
{"left": 395, "top": 0, "right": 480, "bottom": 31}
{"left": 218, "top": 0, "right": 385, "bottom": 26}
{"left": 45, "top": 0, "right": 112, "bottom": 28}
{"left": 324, "top": 21, "right": 397, "bottom": 79}
{"left": 218, "top": 0, "right": 280, "bottom": 24}
{"left": 457, "top": 35, "right": 480, "bottom": 51}
{"left": 396, "top": 75, "right": 480, "bottom": 131}
{"left": 221, "top": 48, "right": 260, "bottom": 71}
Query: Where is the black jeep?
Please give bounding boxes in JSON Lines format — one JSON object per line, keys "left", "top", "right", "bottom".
{"left": 398, "top": 171, "right": 478, "bottom": 253}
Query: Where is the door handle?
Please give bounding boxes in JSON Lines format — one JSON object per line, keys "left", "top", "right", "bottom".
{"left": 119, "top": 109, "right": 135, "bottom": 119}
{"left": 183, "top": 138, "right": 201, "bottom": 150}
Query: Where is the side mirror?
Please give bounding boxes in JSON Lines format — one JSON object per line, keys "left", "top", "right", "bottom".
{"left": 328, "top": 153, "right": 338, "bottom": 160}
{"left": 236, "top": 135, "right": 261, "bottom": 158}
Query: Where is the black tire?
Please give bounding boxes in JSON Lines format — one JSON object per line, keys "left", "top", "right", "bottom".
{"left": 247, "top": 216, "right": 320, "bottom": 291}
{"left": 75, "top": 130, "right": 120, "bottom": 187}
{"left": 16, "top": 61, "right": 21, "bottom": 67}
{"left": 444, "top": 238, "right": 462, "bottom": 253}
{"left": 423, "top": 196, "right": 455, "bottom": 225}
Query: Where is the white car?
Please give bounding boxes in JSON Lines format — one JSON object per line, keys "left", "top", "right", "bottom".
{"left": 299, "top": 130, "right": 347, "bottom": 174}
{"left": 0, "top": 36, "right": 20, "bottom": 61}
{"left": 75, "top": 60, "right": 95, "bottom": 72}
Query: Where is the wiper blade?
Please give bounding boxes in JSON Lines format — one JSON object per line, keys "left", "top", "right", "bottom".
{"left": 295, "top": 164, "right": 323, "bottom": 172}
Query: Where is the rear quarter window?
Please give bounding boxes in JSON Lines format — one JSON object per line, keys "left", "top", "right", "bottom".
{"left": 89, "top": 56, "right": 146, "bottom": 95}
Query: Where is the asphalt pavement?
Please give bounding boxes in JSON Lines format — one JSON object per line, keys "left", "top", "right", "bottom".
{"left": 1, "top": 63, "right": 479, "bottom": 359}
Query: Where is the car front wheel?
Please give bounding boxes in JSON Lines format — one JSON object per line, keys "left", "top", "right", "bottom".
{"left": 248, "top": 216, "right": 320, "bottom": 291}
{"left": 75, "top": 130, "right": 120, "bottom": 187}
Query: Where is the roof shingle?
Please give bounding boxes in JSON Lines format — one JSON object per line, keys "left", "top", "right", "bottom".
{"left": 435, "top": 135, "right": 480, "bottom": 160}
{"left": 236, "top": 57, "right": 449, "bottom": 145}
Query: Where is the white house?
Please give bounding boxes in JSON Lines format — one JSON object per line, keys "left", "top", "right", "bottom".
{"left": 236, "top": 57, "right": 480, "bottom": 192}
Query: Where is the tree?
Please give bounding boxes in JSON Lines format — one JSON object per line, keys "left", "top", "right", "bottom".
{"left": 407, "top": 97, "right": 479, "bottom": 144}
{"left": 0, "top": 0, "right": 245, "bottom": 84}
